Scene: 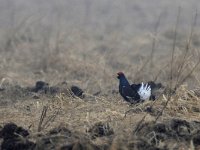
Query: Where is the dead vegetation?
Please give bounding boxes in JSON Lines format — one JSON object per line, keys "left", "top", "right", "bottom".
{"left": 0, "top": 0, "right": 200, "bottom": 149}
{"left": 1, "top": 83, "right": 200, "bottom": 149}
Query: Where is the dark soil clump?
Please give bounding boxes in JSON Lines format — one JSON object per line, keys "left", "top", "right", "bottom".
{"left": 136, "top": 119, "right": 200, "bottom": 149}
{"left": 71, "top": 85, "right": 84, "bottom": 98}
{"left": 0, "top": 123, "right": 35, "bottom": 150}
{"left": 87, "top": 122, "right": 114, "bottom": 139}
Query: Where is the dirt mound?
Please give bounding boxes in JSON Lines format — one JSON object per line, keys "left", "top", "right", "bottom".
{"left": 2, "top": 119, "right": 200, "bottom": 149}
{"left": 0, "top": 81, "right": 85, "bottom": 105}
{"left": 137, "top": 119, "right": 200, "bottom": 149}
{"left": 0, "top": 123, "right": 35, "bottom": 150}
{"left": 0, "top": 80, "right": 164, "bottom": 106}
{"left": 29, "top": 81, "right": 85, "bottom": 98}
{"left": 35, "top": 124, "right": 105, "bottom": 150}
{"left": 71, "top": 85, "right": 84, "bottom": 98}
{"left": 87, "top": 122, "right": 114, "bottom": 139}
{"left": 0, "top": 85, "right": 33, "bottom": 105}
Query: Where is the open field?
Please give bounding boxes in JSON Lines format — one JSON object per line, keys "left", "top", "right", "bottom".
{"left": 1, "top": 0, "right": 200, "bottom": 149}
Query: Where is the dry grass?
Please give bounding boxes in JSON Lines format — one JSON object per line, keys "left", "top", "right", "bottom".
{"left": 1, "top": 84, "right": 200, "bottom": 149}
{"left": 0, "top": 1, "right": 200, "bottom": 149}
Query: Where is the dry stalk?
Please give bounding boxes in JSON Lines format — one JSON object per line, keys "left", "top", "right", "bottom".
{"left": 175, "top": 9, "right": 198, "bottom": 88}
{"left": 38, "top": 106, "right": 48, "bottom": 132}
{"left": 133, "top": 8, "right": 183, "bottom": 133}
{"left": 133, "top": 13, "right": 161, "bottom": 81}
{"left": 155, "top": 7, "right": 181, "bottom": 123}
{"left": 37, "top": 105, "right": 61, "bottom": 132}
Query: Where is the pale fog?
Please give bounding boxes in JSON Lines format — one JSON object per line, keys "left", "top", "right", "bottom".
{"left": 0, "top": 0, "right": 199, "bottom": 36}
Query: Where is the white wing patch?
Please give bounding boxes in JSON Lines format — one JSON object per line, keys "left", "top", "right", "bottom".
{"left": 137, "top": 82, "right": 151, "bottom": 100}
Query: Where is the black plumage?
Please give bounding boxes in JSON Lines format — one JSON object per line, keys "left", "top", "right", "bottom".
{"left": 117, "top": 72, "right": 158, "bottom": 103}
{"left": 117, "top": 72, "right": 140, "bottom": 103}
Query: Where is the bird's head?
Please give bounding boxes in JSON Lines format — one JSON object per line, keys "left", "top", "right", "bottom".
{"left": 117, "top": 72, "right": 125, "bottom": 79}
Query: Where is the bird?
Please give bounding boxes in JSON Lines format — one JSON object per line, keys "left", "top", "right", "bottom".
{"left": 117, "top": 72, "right": 152, "bottom": 103}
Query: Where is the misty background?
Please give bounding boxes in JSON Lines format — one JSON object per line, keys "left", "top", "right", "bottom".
{"left": 0, "top": 0, "right": 199, "bottom": 89}
{"left": 0, "top": 0, "right": 199, "bottom": 34}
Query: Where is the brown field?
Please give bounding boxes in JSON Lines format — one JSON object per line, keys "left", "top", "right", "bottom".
{"left": 1, "top": 0, "right": 200, "bottom": 149}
